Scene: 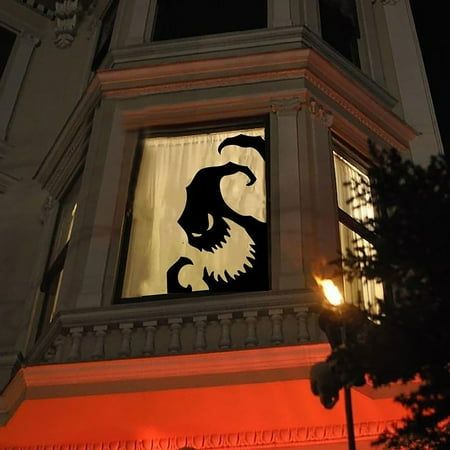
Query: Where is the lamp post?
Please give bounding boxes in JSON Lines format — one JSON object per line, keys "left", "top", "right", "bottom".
{"left": 315, "top": 278, "right": 357, "bottom": 450}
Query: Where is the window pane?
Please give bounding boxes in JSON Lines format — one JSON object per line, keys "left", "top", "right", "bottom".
{"left": 49, "top": 177, "right": 81, "bottom": 265}
{"left": 152, "top": 0, "right": 267, "bottom": 41}
{"left": 91, "top": 0, "right": 119, "bottom": 72}
{"left": 0, "top": 26, "right": 16, "bottom": 79}
{"left": 123, "top": 127, "right": 268, "bottom": 298}
{"left": 339, "top": 222, "right": 383, "bottom": 313}
{"left": 319, "top": 0, "right": 360, "bottom": 67}
{"left": 334, "top": 152, "right": 374, "bottom": 225}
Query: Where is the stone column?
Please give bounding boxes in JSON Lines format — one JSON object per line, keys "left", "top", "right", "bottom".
{"left": 297, "top": 97, "right": 338, "bottom": 284}
{"left": 271, "top": 98, "right": 305, "bottom": 290}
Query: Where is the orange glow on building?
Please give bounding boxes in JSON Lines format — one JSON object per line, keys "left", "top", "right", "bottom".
{"left": 0, "top": 347, "right": 406, "bottom": 449}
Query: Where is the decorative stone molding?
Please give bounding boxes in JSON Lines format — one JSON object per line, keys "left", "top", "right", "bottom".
{"left": 54, "top": 0, "right": 81, "bottom": 48}
{"left": 15, "top": 1, "right": 96, "bottom": 47}
{"left": 94, "top": 48, "right": 415, "bottom": 149}
{"left": 0, "top": 420, "right": 402, "bottom": 449}
{"left": 270, "top": 97, "right": 304, "bottom": 113}
{"left": 14, "top": 0, "right": 56, "bottom": 18}
{"left": 307, "top": 97, "right": 334, "bottom": 127}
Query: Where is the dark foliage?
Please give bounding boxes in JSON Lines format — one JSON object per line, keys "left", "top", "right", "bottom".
{"left": 340, "top": 146, "right": 450, "bottom": 448}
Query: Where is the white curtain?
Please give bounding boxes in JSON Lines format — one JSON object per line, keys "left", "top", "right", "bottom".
{"left": 334, "top": 153, "right": 382, "bottom": 312}
{"left": 339, "top": 223, "right": 383, "bottom": 312}
{"left": 122, "top": 128, "right": 266, "bottom": 298}
{"left": 333, "top": 152, "right": 374, "bottom": 224}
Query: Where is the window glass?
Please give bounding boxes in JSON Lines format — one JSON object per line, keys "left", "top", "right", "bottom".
{"left": 0, "top": 26, "right": 16, "bottom": 79}
{"left": 122, "top": 127, "right": 268, "bottom": 298}
{"left": 49, "top": 178, "right": 80, "bottom": 265}
{"left": 319, "top": 0, "right": 360, "bottom": 67}
{"left": 91, "top": 0, "right": 119, "bottom": 72}
{"left": 38, "top": 176, "right": 81, "bottom": 336}
{"left": 333, "top": 148, "right": 382, "bottom": 313}
{"left": 152, "top": 0, "right": 267, "bottom": 41}
{"left": 339, "top": 223, "right": 383, "bottom": 312}
{"left": 334, "top": 152, "right": 374, "bottom": 224}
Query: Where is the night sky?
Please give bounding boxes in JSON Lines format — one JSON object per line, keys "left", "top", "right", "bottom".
{"left": 410, "top": 1, "right": 450, "bottom": 155}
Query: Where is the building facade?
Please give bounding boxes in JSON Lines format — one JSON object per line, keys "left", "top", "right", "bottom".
{"left": 0, "top": 1, "right": 442, "bottom": 449}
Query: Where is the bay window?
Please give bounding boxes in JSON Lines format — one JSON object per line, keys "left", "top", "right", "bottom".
{"left": 119, "top": 125, "right": 269, "bottom": 300}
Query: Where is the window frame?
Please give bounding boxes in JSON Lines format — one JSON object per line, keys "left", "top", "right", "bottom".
{"left": 114, "top": 116, "right": 271, "bottom": 304}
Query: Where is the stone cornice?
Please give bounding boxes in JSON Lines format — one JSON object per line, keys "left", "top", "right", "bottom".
{"left": 97, "top": 48, "right": 416, "bottom": 150}
{"left": 0, "top": 420, "right": 402, "bottom": 449}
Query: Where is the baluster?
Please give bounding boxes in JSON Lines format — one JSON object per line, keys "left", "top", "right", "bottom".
{"left": 168, "top": 318, "right": 182, "bottom": 354}
{"left": 92, "top": 325, "right": 107, "bottom": 360}
{"left": 218, "top": 313, "right": 232, "bottom": 349}
{"left": 143, "top": 320, "right": 158, "bottom": 356}
{"left": 54, "top": 335, "right": 66, "bottom": 363}
{"left": 119, "top": 323, "right": 133, "bottom": 357}
{"left": 193, "top": 316, "right": 207, "bottom": 351}
{"left": 295, "top": 307, "right": 310, "bottom": 343}
{"left": 244, "top": 311, "right": 258, "bottom": 347}
{"left": 269, "top": 309, "right": 284, "bottom": 345}
{"left": 68, "top": 327, "right": 83, "bottom": 361}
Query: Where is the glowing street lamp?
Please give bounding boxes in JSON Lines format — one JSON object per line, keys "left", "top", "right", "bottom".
{"left": 314, "top": 277, "right": 357, "bottom": 450}
{"left": 315, "top": 277, "right": 344, "bottom": 307}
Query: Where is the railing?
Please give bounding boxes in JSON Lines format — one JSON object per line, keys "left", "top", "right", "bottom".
{"left": 28, "top": 290, "right": 326, "bottom": 364}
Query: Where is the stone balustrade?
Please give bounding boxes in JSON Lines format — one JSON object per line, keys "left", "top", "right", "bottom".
{"left": 29, "top": 290, "right": 326, "bottom": 364}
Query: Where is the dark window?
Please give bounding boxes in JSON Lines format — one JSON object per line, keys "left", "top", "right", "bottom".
{"left": 319, "top": 0, "right": 360, "bottom": 67}
{"left": 0, "top": 26, "right": 16, "bottom": 79}
{"left": 118, "top": 123, "right": 269, "bottom": 301}
{"left": 152, "top": 0, "right": 267, "bottom": 41}
{"left": 91, "top": 0, "right": 119, "bottom": 72}
{"left": 38, "top": 177, "right": 81, "bottom": 337}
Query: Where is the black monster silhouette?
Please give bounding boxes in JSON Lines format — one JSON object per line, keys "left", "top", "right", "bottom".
{"left": 167, "top": 134, "right": 268, "bottom": 293}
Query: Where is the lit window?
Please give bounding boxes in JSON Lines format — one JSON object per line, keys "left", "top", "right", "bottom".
{"left": 319, "top": 0, "right": 361, "bottom": 67}
{"left": 39, "top": 177, "right": 80, "bottom": 333}
{"left": 0, "top": 25, "right": 17, "bottom": 80}
{"left": 119, "top": 126, "right": 269, "bottom": 300}
{"left": 152, "top": 0, "right": 267, "bottom": 41}
{"left": 333, "top": 144, "right": 383, "bottom": 312}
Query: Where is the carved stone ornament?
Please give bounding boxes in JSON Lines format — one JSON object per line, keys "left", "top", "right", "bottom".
{"left": 4, "top": 421, "right": 402, "bottom": 450}
{"left": 271, "top": 97, "right": 305, "bottom": 113}
{"left": 54, "top": 0, "right": 96, "bottom": 48}
{"left": 54, "top": 0, "right": 80, "bottom": 48}
{"left": 308, "top": 98, "right": 334, "bottom": 127}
